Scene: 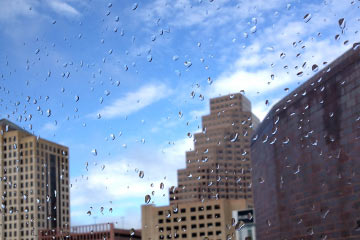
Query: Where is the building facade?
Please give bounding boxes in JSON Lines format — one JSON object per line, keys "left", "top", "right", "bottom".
{"left": 251, "top": 47, "right": 360, "bottom": 239}
{"left": 38, "top": 223, "right": 141, "bottom": 240}
{"left": 0, "top": 119, "right": 70, "bottom": 240}
{"left": 170, "top": 93, "right": 259, "bottom": 205}
{"left": 142, "top": 199, "right": 250, "bottom": 240}
{"left": 142, "top": 93, "right": 258, "bottom": 240}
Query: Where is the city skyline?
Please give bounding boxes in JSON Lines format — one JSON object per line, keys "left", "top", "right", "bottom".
{"left": 0, "top": 0, "right": 359, "bottom": 231}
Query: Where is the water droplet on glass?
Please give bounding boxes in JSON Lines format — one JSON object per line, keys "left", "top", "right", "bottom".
{"left": 250, "top": 26, "right": 257, "bottom": 33}
{"left": 230, "top": 133, "right": 238, "bottom": 142}
{"left": 91, "top": 149, "right": 97, "bottom": 156}
{"left": 139, "top": 171, "right": 144, "bottom": 178}
{"left": 304, "top": 13, "right": 312, "bottom": 23}
{"left": 184, "top": 61, "right": 192, "bottom": 68}
{"left": 338, "top": 18, "right": 346, "bottom": 30}
{"left": 132, "top": 3, "right": 138, "bottom": 10}
{"left": 145, "top": 195, "right": 151, "bottom": 204}
{"left": 147, "top": 55, "right": 153, "bottom": 62}
{"left": 312, "top": 64, "right": 319, "bottom": 72}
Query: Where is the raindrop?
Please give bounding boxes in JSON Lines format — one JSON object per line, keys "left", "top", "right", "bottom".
{"left": 145, "top": 195, "right": 151, "bottom": 204}
{"left": 266, "top": 219, "right": 271, "bottom": 227}
{"left": 280, "top": 52, "right": 286, "bottom": 59}
{"left": 132, "top": 3, "right": 138, "bottom": 10}
{"left": 74, "top": 95, "right": 80, "bottom": 102}
{"left": 251, "top": 17, "right": 257, "bottom": 25}
{"left": 147, "top": 55, "right": 153, "bottom": 62}
{"left": 338, "top": 18, "right": 346, "bottom": 30}
{"left": 230, "top": 133, "right": 238, "bottom": 142}
{"left": 312, "top": 64, "right": 319, "bottom": 72}
{"left": 207, "top": 77, "right": 213, "bottom": 85}
{"left": 321, "top": 208, "right": 330, "bottom": 219}
{"left": 303, "top": 13, "right": 312, "bottom": 23}
{"left": 184, "top": 61, "right": 192, "bottom": 68}
{"left": 110, "top": 134, "right": 115, "bottom": 140}
{"left": 91, "top": 149, "right": 97, "bottom": 156}
{"left": 139, "top": 171, "right": 144, "bottom": 178}
{"left": 172, "top": 55, "right": 179, "bottom": 61}
{"left": 250, "top": 26, "right": 257, "bottom": 33}
{"left": 160, "top": 182, "right": 164, "bottom": 190}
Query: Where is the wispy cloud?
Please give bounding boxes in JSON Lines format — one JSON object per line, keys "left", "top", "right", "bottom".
{"left": 48, "top": 0, "right": 80, "bottom": 17}
{"left": 0, "top": 0, "right": 38, "bottom": 21}
{"left": 70, "top": 136, "right": 193, "bottom": 228}
{"left": 95, "top": 84, "right": 172, "bottom": 119}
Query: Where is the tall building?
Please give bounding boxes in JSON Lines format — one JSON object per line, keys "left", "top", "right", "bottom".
{"left": 251, "top": 46, "right": 360, "bottom": 240}
{"left": 0, "top": 119, "right": 70, "bottom": 240}
{"left": 142, "top": 93, "right": 259, "bottom": 240}
{"left": 170, "top": 93, "right": 259, "bottom": 205}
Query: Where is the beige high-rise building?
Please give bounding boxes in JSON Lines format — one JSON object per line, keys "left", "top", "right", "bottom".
{"left": 0, "top": 119, "right": 70, "bottom": 240}
{"left": 142, "top": 93, "right": 259, "bottom": 240}
{"left": 170, "top": 93, "right": 259, "bottom": 205}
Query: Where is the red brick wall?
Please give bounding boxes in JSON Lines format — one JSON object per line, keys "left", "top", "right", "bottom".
{"left": 251, "top": 46, "right": 360, "bottom": 240}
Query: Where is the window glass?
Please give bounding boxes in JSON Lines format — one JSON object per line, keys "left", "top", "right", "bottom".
{"left": 0, "top": 1, "right": 358, "bottom": 240}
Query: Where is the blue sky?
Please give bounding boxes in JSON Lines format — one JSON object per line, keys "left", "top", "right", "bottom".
{"left": 0, "top": 0, "right": 358, "bottom": 229}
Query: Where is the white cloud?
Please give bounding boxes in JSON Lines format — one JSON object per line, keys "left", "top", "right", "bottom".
{"left": 0, "top": 0, "right": 38, "bottom": 21}
{"left": 70, "top": 136, "right": 193, "bottom": 228}
{"left": 48, "top": 0, "right": 80, "bottom": 17}
{"left": 95, "top": 84, "right": 172, "bottom": 119}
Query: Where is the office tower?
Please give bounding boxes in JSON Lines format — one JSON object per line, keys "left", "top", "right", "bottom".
{"left": 170, "top": 93, "right": 259, "bottom": 205}
{"left": 142, "top": 93, "right": 259, "bottom": 240}
{"left": 0, "top": 119, "right": 70, "bottom": 240}
{"left": 251, "top": 47, "right": 360, "bottom": 240}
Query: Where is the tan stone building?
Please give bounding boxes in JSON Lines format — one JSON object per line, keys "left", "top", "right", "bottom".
{"left": 142, "top": 199, "right": 250, "bottom": 240}
{"left": 0, "top": 119, "right": 70, "bottom": 240}
{"left": 170, "top": 93, "right": 259, "bottom": 204}
{"left": 142, "top": 93, "right": 259, "bottom": 240}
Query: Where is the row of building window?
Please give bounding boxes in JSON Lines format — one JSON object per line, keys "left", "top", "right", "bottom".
{"left": 160, "top": 230, "right": 222, "bottom": 239}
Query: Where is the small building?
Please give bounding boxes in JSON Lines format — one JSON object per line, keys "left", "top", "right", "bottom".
{"left": 142, "top": 199, "right": 252, "bottom": 240}
{"left": 38, "top": 223, "right": 141, "bottom": 240}
{"left": 232, "top": 209, "right": 256, "bottom": 240}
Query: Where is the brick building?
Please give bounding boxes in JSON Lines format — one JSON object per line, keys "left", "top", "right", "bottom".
{"left": 251, "top": 46, "right": 360, "bottom": 240}
{"left": 38, "top": 223, "right": 141, "bottom": 240}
